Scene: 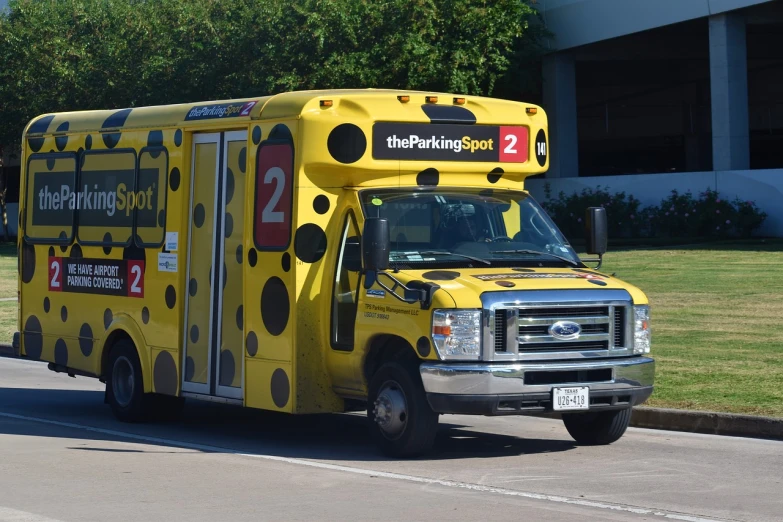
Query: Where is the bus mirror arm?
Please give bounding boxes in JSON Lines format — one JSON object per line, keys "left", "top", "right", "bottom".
{"left": 365, "top": 271, "right": 439, "bottom": 310}
{"left": 579, "top": 253, "right": 604, "bottom": 270}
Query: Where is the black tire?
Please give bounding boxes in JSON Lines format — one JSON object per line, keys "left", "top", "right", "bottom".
{"left": 367, "top": 361, "right": 439, "bottom": 458}
{"left": 562, "top": 407, "right": 632, "bottom": 445}
{"left": 105, "top": 339, "right": 152, "bottom": 423}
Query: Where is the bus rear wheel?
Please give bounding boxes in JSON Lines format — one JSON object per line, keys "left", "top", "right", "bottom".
{"left": 367, "top": 361, "right": 439, "bottom": 457}
{"left": 106, "top": 339, "right": 152, "bottom": 423}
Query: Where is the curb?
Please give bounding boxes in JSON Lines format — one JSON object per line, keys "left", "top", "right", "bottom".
{"left": 1, "top": 342, "right": 781, "bottom": 441}
{"left": 630, "top": 406, "right": 783, "bottom": 441}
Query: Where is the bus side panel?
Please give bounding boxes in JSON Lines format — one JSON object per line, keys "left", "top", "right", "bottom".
{"left": 244, "top": 121, "right": 298, "bottom": 413}
{"left": 19, "top": 122, "right": 185, "bottom": 397}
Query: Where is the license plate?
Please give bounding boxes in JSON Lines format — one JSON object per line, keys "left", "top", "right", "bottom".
{"left": 553, "top": 387, "right": 589, "bottom": 411}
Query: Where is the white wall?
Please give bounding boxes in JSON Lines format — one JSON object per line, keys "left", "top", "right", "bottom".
{"left": 539, "top": 0, "right": 775, "bottom": 50}
{"left": 526, "top": 169, "right": 783, "bottom": 237}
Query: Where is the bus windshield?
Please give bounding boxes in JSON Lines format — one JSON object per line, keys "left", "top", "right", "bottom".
{"left": 359, "top": 188, "right": 581, "bottom": 268}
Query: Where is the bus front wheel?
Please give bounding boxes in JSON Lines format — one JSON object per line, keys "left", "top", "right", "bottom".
{"left": 367, "top": 361, "right": 439, "bottom": 457}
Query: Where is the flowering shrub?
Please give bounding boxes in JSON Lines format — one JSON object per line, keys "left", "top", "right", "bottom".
{"left": 540, "top": 184, "right": 767, "bottom": 241}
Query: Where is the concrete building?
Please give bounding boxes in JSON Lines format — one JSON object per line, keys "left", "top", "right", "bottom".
{"left": 527, "top": 0, "right": 783, "bottom": 236}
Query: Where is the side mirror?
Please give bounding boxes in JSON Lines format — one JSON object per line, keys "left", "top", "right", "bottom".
{"left": 362, "top": 218, "right": 390, "bottom": 272}
{"left": 585, "top": 207, "right": 608, "bottom": 255}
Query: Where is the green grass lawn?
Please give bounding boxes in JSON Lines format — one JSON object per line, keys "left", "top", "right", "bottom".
{"left": 1, "top": 240, "right": 781, "bottom": 417}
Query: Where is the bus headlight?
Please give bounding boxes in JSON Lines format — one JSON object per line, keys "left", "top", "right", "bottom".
{"left": 633, "top": 305, "right": 651, "bottom": 354}
{"left": 432, "top": 309, "right": 482, "bottom": 360}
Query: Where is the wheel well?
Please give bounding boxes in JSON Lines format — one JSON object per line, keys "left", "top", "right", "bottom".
{"left": 363, "top": 334, "right": 419, "bottom": 385}
{"left": 100, "top": 330, "right": 133, "bottom": 378}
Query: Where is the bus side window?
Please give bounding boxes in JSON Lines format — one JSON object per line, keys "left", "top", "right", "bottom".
{"left": 331, "top": 214, "right": 361, "bottom": 351}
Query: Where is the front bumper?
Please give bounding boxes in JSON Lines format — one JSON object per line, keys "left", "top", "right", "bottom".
{"left": 420, "top": 356, "right": 654, "bottom": 415}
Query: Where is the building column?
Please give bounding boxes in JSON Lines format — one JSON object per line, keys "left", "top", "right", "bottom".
{"left": 542, "top": 52, "right": 579, "bottom": 178}
{"left": 709, "top": 13, "right": 749, "bottom": 171}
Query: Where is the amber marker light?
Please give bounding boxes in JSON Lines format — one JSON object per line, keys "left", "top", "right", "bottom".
{"left": 526, "top": 107, "right": 538, "bottom": 115}
{"left": 397, "top": 95, "right": 410, "bottom": 103}
{"left": 453, "top": 97, "right": 466, "bottom": 105}
{"left": 320, "top": 100, "right": 333, "bottom": 108}
{"left": 425, "top": 96, "right": 438, "bottom": 103}
{"left": 432, "top": 325, "right": 451, "bottom": 336}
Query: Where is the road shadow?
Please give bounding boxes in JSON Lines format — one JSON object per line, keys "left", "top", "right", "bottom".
{"left": 0, "top": 386, "right": 576, "bottom": 462}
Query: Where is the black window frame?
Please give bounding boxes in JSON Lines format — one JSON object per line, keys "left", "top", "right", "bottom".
{"left": 330, "top": 210, "right": 362, "bottom": 352}
{"left": 134, "top": 146, "right": 169, "bottom": 248}
{"left": 23, "top": 151, "right": 78, "bottom": 245}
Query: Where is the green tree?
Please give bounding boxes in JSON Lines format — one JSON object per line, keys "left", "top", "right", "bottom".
{"left": 0, "top": 0, "right": 546, "bottom": 150}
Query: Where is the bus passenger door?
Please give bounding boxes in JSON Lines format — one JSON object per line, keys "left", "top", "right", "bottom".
{"left": 182, "top": 131, "right": 246, "bottom": 400}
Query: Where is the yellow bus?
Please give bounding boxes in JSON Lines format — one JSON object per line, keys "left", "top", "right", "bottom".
{"left": 13, "top": 90, "right": 653, "bottom": 456}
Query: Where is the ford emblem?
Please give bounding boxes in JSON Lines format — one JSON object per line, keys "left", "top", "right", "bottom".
{"left": 549, "top": 321, "right": 582, "bottom": 340}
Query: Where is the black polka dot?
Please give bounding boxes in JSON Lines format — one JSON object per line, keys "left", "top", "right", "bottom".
{"left": 23, "top": 316, "right": 43, "bottom": 359}
{"left": 281, "top": 252, "right": 291, "bottom": 272}
{"left": 294, "top": 224, "right": 327, "bottom": 263}
{"left": 190, "top": 325, "right": 199, "bottom": 343}
{"left": 224, "top": 213, "right": 233, "bottom": 238}
{"left": 158, "top": 209, "right": 165, "bottom": 228}
{"left": 417, "top": 336, "right": 431, "bottom": 358}
{"left": 417, "top": 168, "right": 439, "bottom": 186}
{"left": 174, "top": 129, "right": 183, "bottom": 147}
{"left": 79, "top": 323, "right": 93, "bottom": 356}
{"left": 487, "top": 167, "right": 504, "bottom": 184}
{"left": 219, "top": 350, "right": 235, "bottom": 386}
{"left": 225, "top": 168, "right": 235, "bottom": 204}
{"left": 535, "top": 129, "right": 548, "bottom": 167}
{"left": 28, "top": 137, "right": 44, "bottom": 153}
{"left": 165, "top": 285, "right": 177, "bottom": 309}
{"left": 102, "top": 108, "right": 132, "bottom": 128}
{"left": 327, "top": 123, "right": 366, "bottom": 164}
{"left": 153, "top": 351, "right": 177, "bottom": 396}
{"left": 102, "top": 132, "right": 121, "bottom": 149}
{"left": 54, "top": 339, "right": 68, "bottom": 366}
{"left": 422, "top": 270, "right": 461, "bottom": 281}
{"left": 48, "top": 246, "right": 54, "bottom": 257}
{"left": 588, "top": 279, "right": 608, "bottom": 286}
{"left": 313, "top": 195, "right": 330, "bottom": 214}
{"left": 169, "top": 167, "right": 180, "bottom": 191}
{"left": 121, "top": 244, "right": 144, "bottom": 270}
{"left": 70, "top": 244, "right": 83, "bottom": 259}
{"left": 496, "top": 281, "right": 515, "bottom": 288}
{"left": 271, "top": 369, "right": 290, "bottom": 408}
{"left": 103, "top": 232, "right": 113, "bottom": 255}
{"left": 239, "top": 147, "right": 247, "bottom": 174}
{"left": 21, "top": 241, "right": 35, "bottom": 283}
{"left": 248, "top": 248, "right": 258, "bottom": 267}
{"left": 194, "top": 204, "right": 205, "bottom": 228}
{"left": 252, "top": 126, "right": 262, "bottom": 145}
{"left": 104, "top": 309, "right": 113, "bottom": 330}
{"left": 269, "top": 124, "right": 292, "bottom": 141}
{"left": 261, "top": 277, "right": 289, "bottom": 336}
{"left": 236, "top": 305, "right": 243, "bottom": 330}
{"left": 246, "top": 331, "right": 258, "bottom": 356}
{"left": 60, "top": 305, "right": 68, "bottom": 322}
{"left": 43, "top": 297, "right": 50, "bottom": 313}
{"left": 148, "top": 130, "right": 163, "bottom": 148}
{"left": 55, "top": 122, "right": 69, "bottom": 151}
{"left": 189, "top": 278, "right": 198, "bottom": 297}
{"left": 142, "top": 307, "right": 150, "bottom": 324}
{"left": 59, "top": 231, "right": 68, "bottom": 253}
{"left": 185, "top": 356, "right": 195, "bottom": 381}
{"left": 46, "top": 154, "right": 55, "bottom": 171}
{"left": 235, "top": 244, "right": 243, "bottom": 264}
{"left": 85, "top": 134, "right": 92, "bottom": 150}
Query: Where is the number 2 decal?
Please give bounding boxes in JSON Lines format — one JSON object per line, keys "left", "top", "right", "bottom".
{"left": 255, "top": 142, "right": 293, "bottom": 249}
{"left": 127, "top": 260, "right": 144, "bottom": 297}
{"left": 48, "top": 257, "right": 62, "bottom": 292}
{"left": 499, "top": 126, "right": 529, "bottom": 163}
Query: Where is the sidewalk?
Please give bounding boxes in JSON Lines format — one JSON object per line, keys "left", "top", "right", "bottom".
{"left": 1, "top": 341, "right": 781, "bottom": 441}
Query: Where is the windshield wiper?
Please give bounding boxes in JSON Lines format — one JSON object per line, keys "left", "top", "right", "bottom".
{"left": 417, "top": 250, "right": 491, "bottom": 265}
{"left": 493, "top": 249, "right": 580, "bottom": 267}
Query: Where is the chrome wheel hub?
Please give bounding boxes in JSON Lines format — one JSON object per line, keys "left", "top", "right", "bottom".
{"left": 373, "top": 381, "right": 408, "bottom": 440}
{"left": 112, "top": 355, "right": 134, "bottom": 407}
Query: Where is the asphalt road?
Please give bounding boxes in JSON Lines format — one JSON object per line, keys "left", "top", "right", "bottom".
{"left": 1, "top": 357, "right": 781, "bottom": 522}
